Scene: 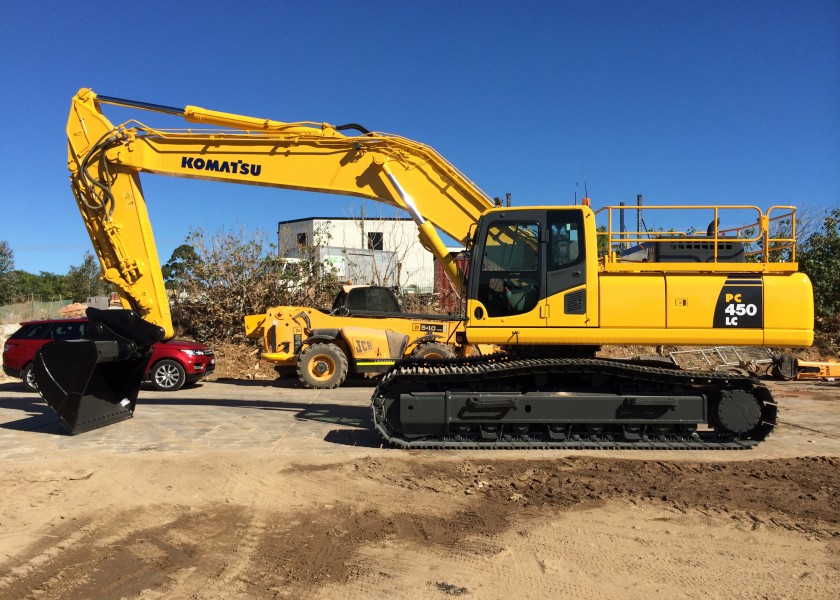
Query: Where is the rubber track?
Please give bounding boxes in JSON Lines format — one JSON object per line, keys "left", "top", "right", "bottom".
{"left": 371, "top": 354, "right": 777, "bottom": 450}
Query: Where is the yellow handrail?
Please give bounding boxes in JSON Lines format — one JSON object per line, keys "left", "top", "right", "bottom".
{"left": 593, "top": 204, "right": 797, "bottom": 265}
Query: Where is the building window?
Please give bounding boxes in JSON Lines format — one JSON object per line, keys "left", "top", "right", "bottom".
{"left": 297, "top": 232, "right": 307, "bottom": 248}
{"left": 367, "top": 231, "right": 383, "bottom": 250}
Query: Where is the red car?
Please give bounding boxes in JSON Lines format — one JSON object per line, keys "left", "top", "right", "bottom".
{"left": 3, "top": 318, "right": 214, "bottom": 392}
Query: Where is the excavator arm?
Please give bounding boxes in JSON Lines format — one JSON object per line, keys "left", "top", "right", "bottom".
{"left": 37, "top": 88, "right": 497, "bottom": 433}
{"left": 67, "top": 89, "right": 496, "bottom": 337}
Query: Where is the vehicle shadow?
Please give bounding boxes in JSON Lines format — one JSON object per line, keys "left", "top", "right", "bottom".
{"left": 0, "top": 384, "right": 65, "bottom": 434}
{"left": 139, "top": 394, "right": 383, "bottom": 448}
{"left": 0, "top": 382, "right": 383, "bottom": 447}
{"left": 205, "top": 376, "right": 380, "bottom": 389}
{"left": 0, "top": 381, "right": 25, "bottom": 393}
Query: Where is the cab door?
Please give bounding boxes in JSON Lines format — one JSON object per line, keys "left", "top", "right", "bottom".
{"left": 466, "top": 210, "right": 547, "bottom": 342}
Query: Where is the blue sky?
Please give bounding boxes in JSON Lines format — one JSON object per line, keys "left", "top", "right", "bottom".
{"left": 1, "top": 0, "right": 837, "bottom": 275}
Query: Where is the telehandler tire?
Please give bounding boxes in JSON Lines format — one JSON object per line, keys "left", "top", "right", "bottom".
{"left": 297, "top": 343, "right": 349, "bottom": 389}
{"left": 411, "top": 342, "right": 456, "bottom": 360}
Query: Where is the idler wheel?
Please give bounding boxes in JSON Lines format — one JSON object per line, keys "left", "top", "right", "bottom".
{"left": 714, "top": 390, "right": 762, "bottom": 434}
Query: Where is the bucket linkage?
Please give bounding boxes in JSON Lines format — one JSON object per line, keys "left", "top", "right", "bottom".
{"left": 33, "top": 308, "right": 165, "bottom": 434}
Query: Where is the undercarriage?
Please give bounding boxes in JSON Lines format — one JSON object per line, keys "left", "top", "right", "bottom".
{"left": 371, "top": 354, "right": 777, "bottom": 449}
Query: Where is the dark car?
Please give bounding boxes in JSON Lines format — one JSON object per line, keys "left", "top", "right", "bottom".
{"left": 2, "top": 318, "right": 214, "bottom": 392}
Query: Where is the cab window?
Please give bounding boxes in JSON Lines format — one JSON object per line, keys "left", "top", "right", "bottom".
{"left": 548, "top": 213, "right": 583, "bottom": 270}
{"left": 344, "top": 287, "right": 400, "bottom": 313}
{"left": 477, "top": 222, "right": 540, "bottom": 317}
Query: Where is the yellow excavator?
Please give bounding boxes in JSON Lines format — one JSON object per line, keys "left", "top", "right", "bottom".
{"left": 34, "top": 88, "right": 814, "bottom": 449}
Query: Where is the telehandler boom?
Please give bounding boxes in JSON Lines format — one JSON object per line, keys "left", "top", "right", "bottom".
{"left": 35, "top": 89, "right": 814, "bottom": 448}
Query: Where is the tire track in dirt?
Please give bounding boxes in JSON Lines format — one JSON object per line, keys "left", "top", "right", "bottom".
{"left": 500, "top": 502, "right": 839, "bottom": 599}
{"left": 2, "top": 456, "right": 838, "bottom": 598}
{"left": 0, "top": 504, "right": 249, "bottom": 599}
{"left": 352, "top": 456, "right": 840, "bottom": 531}
{"left": 0, "top": 515, "right": 95, "bottom": 593}
{"left": 240, "top": 501, "right": 513, "bottom": 599}
{"left": 236, "top": 455, "right": 840, "bottom": 597}
{"left": 779, "top": 420, "right": 840, "bottom": 440}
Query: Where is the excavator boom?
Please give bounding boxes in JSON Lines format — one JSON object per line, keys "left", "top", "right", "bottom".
{"left": 50, "top": 88, "right": 496, "bottom": 432}
{"left": 68, "top": 89, "right": 494, "bottom": 337}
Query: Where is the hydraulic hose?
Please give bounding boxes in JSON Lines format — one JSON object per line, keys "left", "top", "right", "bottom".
{"left": 78, "top": 130, "right": 122, "bottom": 216}
{"left": 335, "top": 123, "right": 372, "bottom": 135}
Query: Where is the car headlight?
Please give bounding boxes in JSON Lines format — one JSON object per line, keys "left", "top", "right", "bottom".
{"left": 180, "top": 349, "right": 212, "bottom": 356}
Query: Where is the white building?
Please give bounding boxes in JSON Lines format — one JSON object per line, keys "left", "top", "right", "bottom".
{"left": 277, "top": 216, "right": 436, "bottom": 294}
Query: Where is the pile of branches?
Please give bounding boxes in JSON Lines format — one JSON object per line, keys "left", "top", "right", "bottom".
{"left": 168, "top": 228, "right": 341, "bottom": 344}
{"left": 814, "top": 313, "right": 840, "bottom": 357}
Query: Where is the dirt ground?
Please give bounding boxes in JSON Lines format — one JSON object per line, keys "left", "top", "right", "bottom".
{"left": 0, "top": 375, "right": 838, "bottom": 599}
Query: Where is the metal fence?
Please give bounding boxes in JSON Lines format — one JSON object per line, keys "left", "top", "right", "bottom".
{"left": 0, "top": 300, "right": 73, "bottom": 324}
{"left": 669, "top": 346, "right": 774, "bottom": 372}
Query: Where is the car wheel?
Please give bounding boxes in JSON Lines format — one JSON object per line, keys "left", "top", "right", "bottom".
{"left": 151, "top": 359, "right": 186, "bottom": 391}
{"left": 411, "top": 342, "right": 456, "bottom": 360}
{"left": 297, "top": 343, "right": 348, "bottom": 389}
{"left": 21, "top": 363, "right": 38, "bottom": 392}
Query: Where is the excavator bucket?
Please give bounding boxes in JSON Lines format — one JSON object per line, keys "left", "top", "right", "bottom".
{"left": 32, "top": 308, "right": 165, "bottom": 435}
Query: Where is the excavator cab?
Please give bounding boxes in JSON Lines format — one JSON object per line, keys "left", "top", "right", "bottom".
{"left": 33, "top": 308, "right": 165, "bottom": 434}
{"left": 468, "top": 208, "right": 593, "bottom": 327}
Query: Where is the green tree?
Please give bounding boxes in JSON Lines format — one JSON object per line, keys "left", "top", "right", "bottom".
{"left": 0, "top": 247, "right": 66, "bottom": 303}
{"left": 0, "top": 240, "right": 14, "bottom": 304}
{"left": 62, "top": 252, "right": 112, "bottom": 302}
{"left": 9, "top": 270, "right": 65, "bottom": 301}
{"left": 595, "top": 225, "right": 610, "bottom": 257}
{"left": 798, "top": 208, "right": 840, "bottom": 319}
{"left": 162, "top": 244, "right": 200, "bottom": 290}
